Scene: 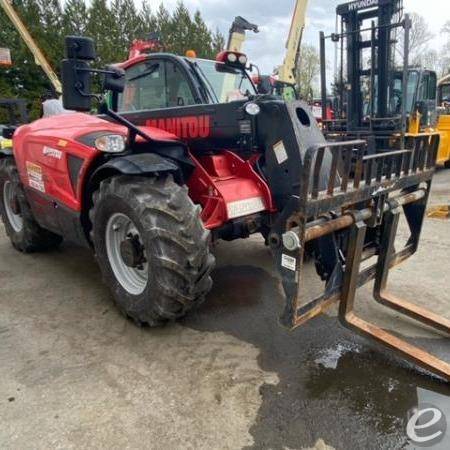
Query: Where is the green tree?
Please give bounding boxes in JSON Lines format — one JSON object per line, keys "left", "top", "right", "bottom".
{"left": 191, "top": 11, "right": 214, "bottom": 58}
{"left": 36, "top": 0, "right": 64, "bottom": 66}
{"left": 0, "top": 0, "right": 225, "bottom": 120}
{"left": 86, "top": 0, "right": 117, "bottom": 65}
{"left": 167, "top": 2, "right": 193, "bottom": 55}
{"left": 0, "top": 0, "right": 53, "bottom": 117}
{"left": 212, "top": 28, "right": 225, "bottom": 54}
{"left": 296, "top": 44, "right": 320, "bottom": 100}
{"left": 63, "top": 0, "right": 88, "bottom": 36}
{"left": 155, "top": 3, "right": 172, "bottom": 52}
{"left": 111, "top": 0, "right": 141, "bottom": 60}
{"left": 138, "top": 1, "right": 157, "bottom": 37}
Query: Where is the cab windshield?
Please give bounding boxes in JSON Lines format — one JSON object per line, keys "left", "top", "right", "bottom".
{"left": 192, "top": 59, "right": 256, "bottom": 103}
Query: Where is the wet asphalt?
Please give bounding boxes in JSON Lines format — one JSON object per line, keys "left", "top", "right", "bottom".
{"left": 0, "top": 169, "right": 449, "bottom": 449}
{"left": 183, "top": 264, "right": 449, "bottom": 450}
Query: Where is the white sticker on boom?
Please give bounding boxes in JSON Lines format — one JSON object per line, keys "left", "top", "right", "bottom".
{"left": 281, "top": 254, "right": 297, "bottom": 271}
{"left": 43, "top": 146, "right": 62, "bottom": 159}
{"left": 273, "top": 140, "right": 288, "bottom": 165}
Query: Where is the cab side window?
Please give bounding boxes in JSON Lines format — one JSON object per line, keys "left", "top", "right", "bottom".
{"left": 165, "top": 62, "right": 196, "bottom": 107}
{"left": 119, "top": 61, "right": 166, "bottom": 111}
{"left": 418, "top": 72, "right": 437, "bottom": 102}
{"left": 427, "top": 72, "right": 437, "bottom": 100}
{"left": 418, "top": 73, "right": 429, "bottom": 102}
{"left": 119, "top": 60, "right": 196, "bottom": 112}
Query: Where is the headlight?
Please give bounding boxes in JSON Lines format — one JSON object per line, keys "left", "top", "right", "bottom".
{"left": 94, "top": 134, "right": 126, "bottom": 153}
{"left": 238, "top": 55, "right": 248, "bottom": 65}
{"left": 245, "top": 102, "right": 261, "bottom": 116}
{"left": 227, "top": 53, "right": 238, "bottom": 63}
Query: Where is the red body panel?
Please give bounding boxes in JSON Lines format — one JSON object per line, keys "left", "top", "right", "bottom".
{"left": 13, "top": 113, "right": 180, "bottom": 212}
{"left": 187, "top": 151, "right": 274, "bottom": 229}
{"left": 14, "top": 110, "right": 273, "bottom": 231}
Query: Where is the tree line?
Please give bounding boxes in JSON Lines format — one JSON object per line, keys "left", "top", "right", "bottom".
{"left": 2, "top": 1, "right": 449, "bottom": 120}
{"left": 0, "top": 0, "right": 225, "bottom": 120}
{"left": 297, "top": 13, "right": 450, "bottom": 101}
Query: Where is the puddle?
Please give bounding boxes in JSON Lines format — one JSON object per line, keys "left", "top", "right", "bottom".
{"left": 183, "top": 265, "right": 450, "bottom": 450}
{"left": 314, "top": 343, "right": 362, "bottom": 370}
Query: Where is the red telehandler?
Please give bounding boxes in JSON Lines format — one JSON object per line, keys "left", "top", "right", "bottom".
{"left": 0, "top": 26, "right": 448, "bottom": 380}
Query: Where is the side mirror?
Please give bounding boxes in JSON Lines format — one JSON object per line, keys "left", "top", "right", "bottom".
{"left": 61, "top": 36, "right": 96, "bottom": 112}
{"left": 62, "top": 59, "right": 92, "bottom": 111}
{"left": 61, "top": 36, "right": 125, "bottom": 112}
{"left": 256, "top": 76, "right": 273, "bottom": 95}
{"left": 103, "top": 65, "right": 126, "bottom": 93}
{"left": 2, "top": 126, "right": 16, "bottom": 139}
{"left": 65, "top": 36, "right": 96, "bottom": 60}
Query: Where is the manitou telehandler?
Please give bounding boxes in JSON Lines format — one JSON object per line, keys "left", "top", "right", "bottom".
{"left": 0, "top": 18, "right": 449, "bottom": 380}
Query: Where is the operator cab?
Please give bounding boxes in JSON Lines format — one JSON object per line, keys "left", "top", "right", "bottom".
{"left": 438, "top": 82, "right": 450, "bottom": 113}
{"left": 114, "top": 51, "right": 257, "bottom": 113}
{"left": 361, "top": 69, "right": 437, "bottom": 127}
{"left": 389, "top": 69, "right": 437, "bottom": 127}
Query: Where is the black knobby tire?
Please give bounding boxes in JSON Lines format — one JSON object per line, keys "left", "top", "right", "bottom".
{"left": 90, "top": 175, "right": 215, "bottom": 326}
{"left": 0, "top": 157, "right": 62, "bottom": 252}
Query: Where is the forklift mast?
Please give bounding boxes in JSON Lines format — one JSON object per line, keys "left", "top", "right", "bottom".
{"left": 320, "top": 0, "right": 407, "bottom": 136}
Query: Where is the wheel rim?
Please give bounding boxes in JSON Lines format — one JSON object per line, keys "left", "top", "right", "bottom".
{"left": 105, "top": 213, "right": 148, "bottom": 295}
{"left": 3, "top": 181, "right": 23, "bottom": 233}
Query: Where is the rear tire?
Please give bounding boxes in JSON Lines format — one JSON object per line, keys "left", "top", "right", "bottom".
{"left": 444, "top": 160, "right": 450, "bottom": 169}
{"left": 90, "top": 175, "right": 215, "bottom": 327}
{"left": 0, "top": 157, "right": 62, "bottom": 252}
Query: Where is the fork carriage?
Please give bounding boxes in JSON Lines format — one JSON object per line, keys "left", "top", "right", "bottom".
{"left": 270, "top": 133, "right": 450, "bottom": 381}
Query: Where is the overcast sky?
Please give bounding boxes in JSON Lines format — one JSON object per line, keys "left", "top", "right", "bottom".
{"left": 138, "top": 0, "right": 449, "bottom": 73}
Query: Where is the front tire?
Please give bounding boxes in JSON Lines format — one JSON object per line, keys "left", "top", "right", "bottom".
{"left": 90, "top": 175, "right": 215, "bottom": 327}
{"left": 0, "top": 157, "right": 62, "bottom": 252}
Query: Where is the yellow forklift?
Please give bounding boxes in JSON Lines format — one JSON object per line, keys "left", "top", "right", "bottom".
{"left": 319, "top": 0, "right": 449, "bottom": 171}
{"left": 320, "top": 1, "right": 440, "bottom": 156}
{"left": 437, "top": 75, "right": 450, "bottom": 167}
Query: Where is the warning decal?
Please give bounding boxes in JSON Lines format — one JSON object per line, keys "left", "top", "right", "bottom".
{"left": 26, "top": 161, "right": 45, "bottom": 193}
{"left": 281, "top": 254, "right": 297, "bottom": 271}
{"left": 273, "top": 140, "right": 288, "bottom": 165}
